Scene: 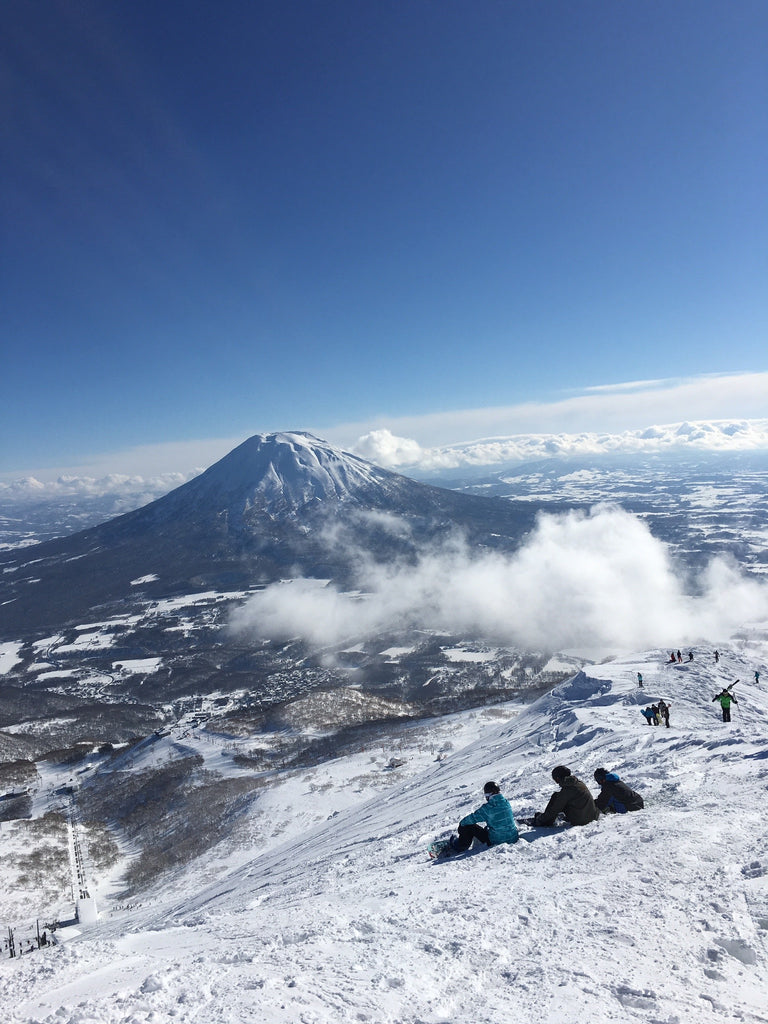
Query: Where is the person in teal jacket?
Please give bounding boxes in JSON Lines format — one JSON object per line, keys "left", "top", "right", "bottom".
{"left": 449, "top": 781, "right": 519, "bottom": 853}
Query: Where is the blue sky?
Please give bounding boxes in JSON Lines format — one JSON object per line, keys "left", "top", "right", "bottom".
{"left": 2, "top": 1, "right": 766, "bottom": 477}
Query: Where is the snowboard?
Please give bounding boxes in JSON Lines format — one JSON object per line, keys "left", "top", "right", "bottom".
{"left": 427, "top": 838, "right": 455, "bottom": 860}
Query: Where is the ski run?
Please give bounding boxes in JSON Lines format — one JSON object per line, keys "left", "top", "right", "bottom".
{"left": 2, "top": 633, "right": 768, "bottom": 1024}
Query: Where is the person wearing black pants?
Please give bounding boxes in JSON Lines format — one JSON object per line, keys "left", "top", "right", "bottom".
{"left": 449, "top": 781, "right": 519, "bottom": 853}
{"left": 454, "top": 822, "right": 491, "bottom": 851}
{"left": 713, "top": 688, "right": 738, "bottom": 722}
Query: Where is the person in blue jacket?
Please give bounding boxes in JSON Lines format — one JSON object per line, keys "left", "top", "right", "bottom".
{"left": 448, "top": 781, "right": 518, "bottom": 853}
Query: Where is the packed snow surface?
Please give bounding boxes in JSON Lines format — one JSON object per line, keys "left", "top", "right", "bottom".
{"left": 0, "top": 641, "right": 23, "bottom": 674}
{"left": 3, "top": 638, "right": 768, "bottom": 1023}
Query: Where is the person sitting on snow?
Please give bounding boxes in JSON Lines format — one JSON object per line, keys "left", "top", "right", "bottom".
{"left": 446, "top": 781, "right": 519, "bottom": 854}
{"left": 592, "top": 768, "right": 644, "bottom": 813}
{"left": 532, "top": 766, "right": 600, "bottom": 827}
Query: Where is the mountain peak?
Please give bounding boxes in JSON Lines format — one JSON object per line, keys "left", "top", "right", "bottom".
{"left": 171, "top": 431, "right": 397, "bottom": 516}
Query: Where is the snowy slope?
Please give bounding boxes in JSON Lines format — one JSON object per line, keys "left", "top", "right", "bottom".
{"left": 3, "top": 637, "right": 768, "bottom": 1024}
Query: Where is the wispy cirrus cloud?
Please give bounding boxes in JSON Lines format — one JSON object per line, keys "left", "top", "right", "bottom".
{"left": 327, "top": 371, "right": 768, "bottom": 451}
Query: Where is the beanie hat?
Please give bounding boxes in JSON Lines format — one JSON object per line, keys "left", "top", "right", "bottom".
{"left": 551, "top": 765, "right": 571, "bottom": 784}
{"left": 483, "top": 781, "right": 500, "bottom": 795}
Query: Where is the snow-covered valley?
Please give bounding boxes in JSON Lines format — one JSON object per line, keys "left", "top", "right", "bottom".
{"left": 2, "top": 635, "right": 768, "bottom": 1023}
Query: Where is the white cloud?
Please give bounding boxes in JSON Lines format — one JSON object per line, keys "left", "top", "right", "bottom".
{"left": 229, "top": 506, "right": 768, "bottom": 654}
{"left": 3, "top": 372, "right": 767, "bottom": 487}
{"left": 375, "top": 418, "right": 768, "bottom": 471}
{"left": 351, "top": 429, "right": 423, "bottom": 468}
{"left": 0, "top": 470, "right": 201, "bottom": 504}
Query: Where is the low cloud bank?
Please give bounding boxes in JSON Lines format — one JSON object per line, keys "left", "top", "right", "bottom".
{"left": 334, "top": 372, "right": 768, "bottom": 456}
{"left": 351, "top": 419, "right": 768, "bottom": 472}
{"left": 0, "top": 471, "right": 200, "bottom": 503}
{"left": 228, "top": 505, "right": 768, "bottom": 652}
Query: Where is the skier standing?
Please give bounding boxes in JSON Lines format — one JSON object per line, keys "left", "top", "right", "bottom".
{"left": 657, "top": 699, "right": 670, "bottom": 727}
{"left": 713, "top": 688, "right": 738, "bottom": 723}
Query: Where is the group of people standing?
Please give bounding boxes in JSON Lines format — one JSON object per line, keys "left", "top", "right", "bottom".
{"left": 437, "top": 766, "right": 644, "bottom": 858}
{"left": 641, "top": 699, "right": 670, "bottom": 727}
{"left": 658, "top": 649, "right": 761, "bottom": 725}
{"left": 668, "top": 649, "right": 694, "bottom": 663}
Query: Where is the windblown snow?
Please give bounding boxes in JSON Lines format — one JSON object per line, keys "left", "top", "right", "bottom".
{"left": 3, "top": 638, "right": 768, "bottom": 1023}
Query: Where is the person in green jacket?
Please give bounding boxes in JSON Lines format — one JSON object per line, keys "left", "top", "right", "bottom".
{"left": 713, "top": 688, "right": 738, "bottom": 722}
{"left": 448, "top": 781, "right": 519, "bottom": 853}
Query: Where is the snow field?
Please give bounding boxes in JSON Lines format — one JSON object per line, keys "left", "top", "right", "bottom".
{"left": 2, "top": 639, "right": 768, "bottom": 1023}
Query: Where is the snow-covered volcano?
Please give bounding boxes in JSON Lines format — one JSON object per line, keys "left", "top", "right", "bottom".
{"left": 163, "top": 431, "right": 409, "bottom": 516}
{"left": 135, "top": 429, "right": 532, "bottom": 527}
{"left": 0, "top": 432, "right": 536, "bottom": 635}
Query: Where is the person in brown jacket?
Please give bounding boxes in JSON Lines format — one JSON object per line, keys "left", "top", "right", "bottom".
{"left": 532, "top": 765, "right": 600, "bottom": 827}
